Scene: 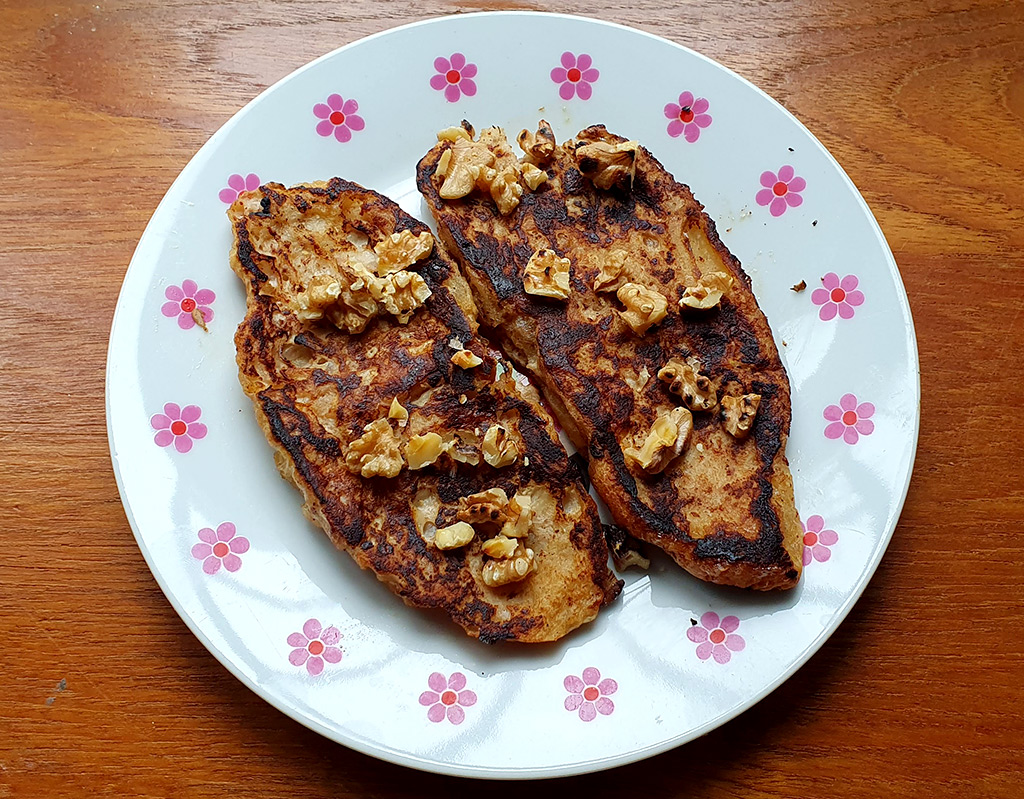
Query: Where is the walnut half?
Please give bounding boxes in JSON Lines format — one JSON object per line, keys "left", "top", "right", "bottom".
{"left": 517, "top": 120, "right": 556, "bottom": 164}
{"left": 658, "top": 357, "right": 717, "bottom": 411}
{"left": 345, "top": 418, "right": 405, "bottom": 478}
{"left": 617, "top": 282, "right": 668, "bottom": 334}
{"left": 680, "top": 271, "right": 735, "bottom": 310}
{"left": 575, "top": 139, "right": 639, "bottom": 190}
{"left": 623, "top": 406, "right": 693, "bottom": 474}
{"left": 722, "top": 393, "right": 761, "bottom": 439}
{"left": 373, "top": 230, "right": 433, "bottom": 276}
{"left": 482, "top": 423, "right": 521, "bottom": 468}
{"left": 524, "top": 249, "right": 571, "bottom": 300}
{"left": 457, "top": 488, "right": 510, "bottom": 528}
{"left": 482, "top": 544, "right": 536, "bottom": 587}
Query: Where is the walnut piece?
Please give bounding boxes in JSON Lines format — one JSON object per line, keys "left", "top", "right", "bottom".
{"left": 517, "top": 121, "right": 556, "bottom": 164}
{"left": 406, "top": 432, "right": 445, "bottom": 470}
{"left": 457, "top": 488, "right": 510, "bottom": 528}
{"left": 519, "top": 162, "right": 548, "bottom": 191}
{"left": 623, "top": 406, "right": 693, "bottom": 474}
{"left": 523, "top": 249, "right": 571, "bottom": 300}
{"left": 443, "top": 429, "right": 481, "bottom": 466}
{"left": 501, "top": 492, "right": 534, "bottom": 538}
{"left": 373, "top": 230, "right": 434, "bottom": 276}
{"left": 437, "top": 125, "right": 473, "bottom": 143}
{"left": 481, "top": 534, "right": 519, "bottom": 559}
{"left": 658, "top": 357, "right": 717, "bottom": 411}
{"left": 575, "top": 139, "right": 639, "bottom": 190}
{"left": 481, "top": 544, "right": 536, "bottom": 587}
{"left": 451, "top": 349, "right": 483, "bottom": 369}
{"left": 482, "top": 423, "right": 521, "bottom": 468}
{"left": 722, "top": 393, "right": 761, "bottom": 439}
{"left": 489, "top": 166, "right": 524, "bottom": 215}
{"left": 388, "top": 397, "right": 409, "bottom": 426}
{"left": 439, "top": 136, "right": 496, "bottom": 199}
{"left": 617, "top": 282, "right": 668, "bottom": 334}
{"left": 369, "top": 269, "right": 431, "bottom": 324}
{"left": 593, "top": 250, "right": 629, "bottom": 294}
{"left": 434, "top": 521, "right": 476, "bottom": 550}
{"left": 680, "top": 271, "right": 735, "bottom": 310}
{"left": 345, "top": 418, "right": 405, "bottom": 478}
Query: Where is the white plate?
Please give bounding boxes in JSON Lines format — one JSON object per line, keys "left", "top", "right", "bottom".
{"left": 106, "top": 12, "right": 919, "bottom": 779}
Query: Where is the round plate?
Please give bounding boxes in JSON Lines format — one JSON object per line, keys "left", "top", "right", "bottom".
{"left": 106, "top": 12, "right": 919, "bottom": 779}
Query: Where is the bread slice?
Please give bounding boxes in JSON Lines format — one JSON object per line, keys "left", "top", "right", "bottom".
{"left": 229, "top": 178, "right": 622, "bottom": 642}
{"left": 416, "top": 123, "right": 803, "bottom": 590}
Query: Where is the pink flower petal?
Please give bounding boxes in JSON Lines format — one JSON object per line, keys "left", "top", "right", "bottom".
{"left": 201, "top": 555, "right": 220, "bottom": 574}
{"left": 822, "top": 272, "right": 840, "bottom": 290}
{"left": 461, "top": 63, "right": 477, "bottom": 79}
{"left": 846, "top": 289, "right": 865, "bottom": 307}
{"left": 450, "top": 52, "right": 466, "bottom": 70}
{"left": 819, "top": 529, "right": 839, "bottom": 546}
{"left": 427, "top": 703, "right": 445, "bottom": 723}
{"left": 327, "top": 93, "right": 343, "bottom": 111}
{"left": 429, "top": 73, "right": 447, "bottom": 91}
{"left": 693, "top": 97, "right": 710, "bottom": 114}
{"left": 760, "top": 170, "right": 778, "bottom": 188}
{"left": 579, "top": 702, "right": 597, "bottom": 722}
{"left": 177, "top": 312, "right": 195, "bottom": 330}
{"left": 684, "top": 124, "right": 700, "bottom": 143}
{"left": 720, "top": 615, "right": 740, "bottom": 633}
{"left": 187, "top": 423, "right": 207, "bottom": 440}
{"left": 581, "top": 68, "right": 599, "bottom": 83}
{"left": 576, "top": 81, "right": 593, "bottom": 101}
{"left": 346, "top": 114, "right": 365, "bottom": 132}
{"left": 712, "top": 645, "right": 732, "bottom": 664}
{"left": 313, "top": 103, "right": 331, "bottom": 119}
{"left": 419, "top": 691, "right": 439, "bottom": 706}
{"left": 228, "top": 173, "right": 246, "bottom": 191}
{"left": 695, "top": 641, "right": 713, "bottom": 660}
{"left": 803, "top": 548, "right": 812, "bottom": 566}
{"left": 582, "top": 667, "right": 600, "bottom": 685}
{"left": 222, "top": 554, "right": 242, "bottom": 572}
{"left": 843, "top": 426, "right": 860, "bottom": 445}
{"left": 460, "top": 79, "right": 477, "bottom": 97}
{"left": 700, "top": 611, "right": 720, "bottom": 630}
{"left": 448, "top": 672, "right": 467, "bottom": 691}
{"left": 244, "top": 173, "right": 260, "bottom": 191}
{"left": 153, "top": 430, "right": 174, "bottom": 447}
{"left": 287, "top": 632, "right": 308, "bottom": 647}
{"left": 458, "top": 690, "right": 477, "bottom": 707}
{"left": 428, "top": 672, "right": 447, "bottom": 692}
{"left": 597, "top": 678, "right": 617, "bottom": 695}
{"left": 778, "top": 165, "right": 795, "bottom": 182}
{"left": 678, "top": 90, "right": 694, "bottom": 107}
{"left": 433, "top": 56, "right": 451, "bottom": 73}
{"left": 857, "top": 402, "right": 875, "bottom": 418}
{"left": 161, "top": 301, "right": 180, "bottom": 318}
{"left": 725, "top": 633, "right": 745, "bottom": 652}
{"left": 193, "top": 288, "right": 215, "bottom": 305}
{"left": 174, "top": 435, "right": 193, "bottom": 454}
{"left": 788, "top": 176, "right": 807, "bottom": 193}
{"left": 180, "top": 405, "right": 202, "bottom": 424}
{"left": 551, "top": 67, "right": 568, "bottom": 83}
{"left": 695, "top": 114, "right": 712, "bottom": 128}
{"left": 786, "top": 192, "right": 803, "bottom": 207}
{"left": 334, "top": 125, "right": 352, "bottom": 143}
{"left": 447, "top": 705, "right": 465, "bottom": 725}
{"left": 819, "top": 302, "right": 838, "bottom": 321}
{"left": 576, "top": 53, "right": 592, "bottom": 70}
{"left": 289, "top": 648, "right": 309, "bottom": 666}
{"left": 595, "top": 697, "right": 614, "bottom": 715}
{"left": 840, "top": 273, "right": 859, "bottom": 291}
{"left": 664, "top": 102, "right": 682, "bottom": 120}
{"left": 564, "top": 675, "right": 585, "bottom": 693}
{"left": 812, "top": 545, "right": 832, "bottom": 563}
{"left": 855, "top": 419, "right": 875, "bottom": 436}
{"left": 565, "top": 693, "right": 584, "bottom": 711}
{"left": 838, "top": 302, "right": 855, "bottom": 319}
{"left": 306, "top": 656, "right": 324, "bottom": 676}
{"left": 840, "top": 393, "right": 858, "bottom": 411}
{"left": 191, "top": 542, "right": 213, "bottom": 559}
{"left": 198, "top": 529, "right": 217, "bottom": 546}
{"left": 322, "top": 646, "right": 342, "bottom": 663}
{"left": 755, "top": 188, "right": 775, "bottom": 207}
{"left": 559, "top": 81, "right": 575, "bottom": 101}
{"left": 824, "top": 421, "right": 845, "bottom": 439}
{"left": 320, "top": 625, "right": 341, "bottom": 645}
{"left": 823, "top": 404, "right": 843, "bottom": 421}
{"left": 444, "top": 84, "right": 460, "bottom": 103}
{"left": 151, "top": 413, "right": 171, "bottom": 430}
{"left": 561, "top": 51, "right": 576, "bottom": 69}
{"left": 213, "top": 521, "right": 234, "bottom": 542}
{"left": 315, "top": 120, "right": 334, "bottom": 137}
{"left": 302, "top": 618, "right": 322, "bottom": 640}
{"left": 342, "top": 98, "right": 359, "bottom": 114}
{"left": 667, "top": 119, "right": 684, "bottom": 138}
{"left": 805, "top": 515, "right": 824, "bottom": 533}
{"left": 687, "top": 625, "right": 708, "bottom": 643}
{"left": 810, "top": 288, "right": 830, "bottom": 306}
{"left": 770, "top": 197, "right": 787, "bottom": 217}
{"left": 181, "top": 279, "right": 197, "bottom": 298}
{"left": 218, "top": 188, "right": 237, "bottom": 204}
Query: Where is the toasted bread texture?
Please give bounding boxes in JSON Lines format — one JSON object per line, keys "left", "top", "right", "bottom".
{"left": 229, "top": 178, "right": 621, "bottom": 642}
{"left": 417, "top": 124, "right": 803, "bottom": 590}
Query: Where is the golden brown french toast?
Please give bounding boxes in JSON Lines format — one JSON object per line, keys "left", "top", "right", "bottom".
{"left": 416, "top": 123, "right": 803, "bottom": 590}
{"left": 229, "top": 178, "right": 621, "bottom": 642}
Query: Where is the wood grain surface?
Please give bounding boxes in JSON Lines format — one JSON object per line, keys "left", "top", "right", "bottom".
{"left": 2, "top": 1, "right": 1022, "bottom": 796}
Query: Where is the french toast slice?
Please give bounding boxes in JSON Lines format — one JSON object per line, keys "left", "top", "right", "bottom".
{"left": 417, "top": 123, "right": 803, "bottom": 590}
{"left": 229, "top": 178, "right": 621, "bottom": 642}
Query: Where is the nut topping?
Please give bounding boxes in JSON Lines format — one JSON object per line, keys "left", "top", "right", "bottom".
{"left": 593, "top": 249, "right": 629, "bottom": 294}
{"left": 721, "top": 393, "right": 761, "bottom": 439}
{"left": 658, "top": 357, "right": 717, "bottom": 411}
{"left": 373, "top": 230, "right": 434, "bottom": 276}
{"left": 623, "top": 406, "right": 693, "bottom": 474}
{"left": 481, "top": 534, "right": 519, "bottom": 559}
{"left": 388, "top": 397, "right": 409, "bottom": 426}
{"left": 482, "top": 423, "right": 521, "bottom": 468}
{"left": 516, "top": 121, "right": 556, "bottom": 164}
{"left": 451, "top": 349, "right": 483, "bottom": 369}
{"left": 574, "top": 139, "right": 639, "bottom": 190}
{"left": 457, "top": 488, "right": 511, "bottom": 528}
{"left": 481, "top": 544, "right": 536, "bottom": 587}
{"left": 405, "top": 432, "right": 445, "bottom": 470}
{"left": 345, "top": 418, "right": 405, "bottom": 478}
{"left": 433, "top": 521, "right": 476, "bottom": 551}
{"left": 617, "top": 282, "right": 668, "bottom": 334}
{"left": 680, "top": 271, "right": 735, "bottom": 310}
{"left": 523, "top": 249, "right": 571, "bottom": 300}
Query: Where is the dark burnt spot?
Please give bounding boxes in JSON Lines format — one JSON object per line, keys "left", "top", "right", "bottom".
{"left": 339, "top": 520, "right": 364, "bottom": 546}
{"left": 233, "top": 222, "right": 269, "bottom": 282}
{"left": 312, "top": 369, "right": 359, "bottom": 394}
{"left": 563, "top": 167, "right": 586, "bottom": 195}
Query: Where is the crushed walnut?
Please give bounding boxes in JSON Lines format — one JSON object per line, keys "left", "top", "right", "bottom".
{"left": 593, "top": 249, "right": 629, "bottom": 293}
{"left": 482, "top": 423, "right": 521, "bottom": 468}
{"left": 388, "top": 397, "right": 409, "bottom": 427}
{"left": 680, "top": 271, "right": 735, "bottom": 310}
{"left": 457, "top": 488, "right": 510, "bottom": 528}
{"left": 482, "top": 543, "right": 536, "bottom": 587}
{"left": 433, "top": 521, "right": 476, "bottom": 550}
{"left": 721, "top": 393, "right": 761, "bottom": 439}
{"left": 623, "top": 406, "right": 693, "bottom": 474}
{"left": 406, "top": 432, "right": 445, "bottom": 470}
{"left": 373, "top": 230, "right": 434, "bottom": 276}
{"left": 437, "top": 128, "right": 524, "bottom": 215}
{"left": 501, "top": 492, "right": 533, "bottom": 539}
{"left": 523, "top": 249, "right": 571, "bottom": 300}
{"left": 617, "top": 282, "right": 668, "bottom": 334}
{"left": 345, "top": 418, "right": 405, "bottom": 478}
{"left": 481, "top": 534, "right": 519, "bottom": 559}
{"left": 451, "top": 349, "right": 483, "bottom": 369}
{"left": 489, "top": 165, "right": 524, "bottom": 215}
{"left": 658, "top": 357, "right": 717, "bottom": 411}
{"left": 519, "top": 162, "right": 548, "bottom": 191}
{"left": 443, "top": 429, "right": 482, "bottom": 466}
{"left": 517, "top": 120, "right": 556, "bottom": 164}
{"left": 575, "top": 139, "right": 639, "bottom": 190}
{"left": 438, "top": 136, "right": 495, "bottom": 199}
{"left": 368, "top": 269, "right": 432, "bottom": 324}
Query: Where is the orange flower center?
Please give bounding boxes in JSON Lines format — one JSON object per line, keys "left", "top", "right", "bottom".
{"left": 441, "top": 690, "right": 457, "bottom": 706}
{"left": 567, "top": 67, "right": 582, "bottom": 83}
{"left": 308, "top": 640, "right": 324, "bottom": 656}
{"left": 830, "top": 287, "right": 847, "bottom": 303}
{"left": 446, "top": 69, "right": 460, "bottom": 84}
{"left": 709, "top": 629, "right": 726, "bottom": 644}
{"left": 213, "top": 542, "right": 229, "bottom": 558}
{"left": 180, "top": 298, "right": 196, "bottom": 312}
{"left": 773, "top": 181, "right": 788, "bottom": 196}
{"left": 804, "top": 532, "right": 818, "bottom": 547}
{"left": 329, "top": 111, "right": 345, "bottom": 126}
{"left": 583, "top": 686, "right": 599, "bottom": 701}
{"left": 170, "top": 421, "right": 187, "bottom": 436}
{"left": 843, "top": 410, "right": 858, "bottom": 426}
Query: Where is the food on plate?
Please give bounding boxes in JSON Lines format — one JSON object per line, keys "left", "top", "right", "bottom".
{"left": 228, "top": 178, "right": 622, "bottom": 642}
{"left": 417, "top": 122, "right": 803, "bottom": 590}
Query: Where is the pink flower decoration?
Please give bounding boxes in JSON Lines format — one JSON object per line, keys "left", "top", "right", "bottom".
{"left": 812, "top": 273, "right": 865, "bottom": 320}
{"left": 419, "top": 672, "right": 477, "bottom": 724}
{"left": 150, "top": 403, "right": 207, "bottom": 453}
{"left": 564, "top": 667, "right": 617, "bottom": 721}
{"left": 191, "top": 522, "right": 250, "bottom": 574}
{"left": 550, "top": 52, "right": 599, "bottom": 101}
{"left": 313, "top": 94, "right": 365, "bottom": 143}
{"left": 218, "top": 173, "right": 260, "bottom": 204}
{"left": 824, "top": 393, "right": 875, "bottom": 444}
{"left": 664, "top": 91, "right": 712, "bottom": 142}
{"left": 161, "top": 280, "right": 215, "bottom": 330}
{"left": 287, "top": 619, "right": 343, "bottom": 676}
{"left": 429, "top": 53, "right": 478, "bottom": 103}
{"left": 687, "top": 612, "right": 745, "bottom": 663}
{"left": 756, "top": 165, "right": 806, "bottom": 217}
{"left": 802, "top": 515, "right": 839, "bottom": 566}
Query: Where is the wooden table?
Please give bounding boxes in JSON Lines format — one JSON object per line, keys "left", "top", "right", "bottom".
{"left": 3, "top": 1, "right": 1022, "bottom": 796}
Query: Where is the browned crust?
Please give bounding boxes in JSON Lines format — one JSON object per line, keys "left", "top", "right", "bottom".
{"left": 416, "top": 126, "right": 803, "bottom": 590}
